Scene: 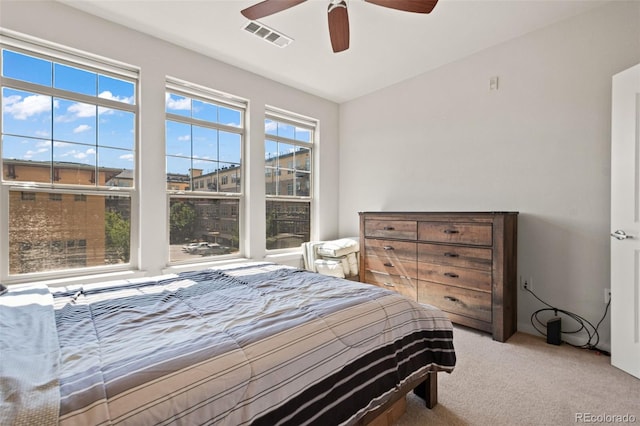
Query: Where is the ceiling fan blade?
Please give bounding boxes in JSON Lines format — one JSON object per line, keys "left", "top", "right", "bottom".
{"left": 328, "top": 1, "right": 349, "bottom": 53}
{"left": 241, "top": 0, "right": 306, "bottom": 20}
{"left": 364, "top": 0, "right": 438, "bottom": 14}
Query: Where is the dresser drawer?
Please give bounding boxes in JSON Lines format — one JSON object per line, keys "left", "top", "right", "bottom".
{"left": 365, "top": 239, "right": 416, "bottom": 261}
{"left": 418, "top": 222, "right": 492, "bottom": 246}
{"left": 418, "top": 281, "right": 492, "bottom": 323}
{"left": 364, "top": 254, "right": 417, "bottom": 279}
{"left": 417, "top": 262, "right": 491, "bottom": 292}
{"left": 418, "top": 243, "right": 491, "bottom": 270}
{"left": 365, "top": 220, "right": 417, "bottom": 240}
{"left": 365, "top": 271, "right": 417, "bottom": 300}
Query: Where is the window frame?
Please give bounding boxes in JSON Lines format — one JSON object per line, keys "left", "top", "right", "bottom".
{"left": 0, "top": 33, "right": 140, "bottom": 283}
{"left": 165, "top": 77, "right": 247, "bottom": 265}
{"left": 264, "top": 107, "right": 316, "bottom": 253}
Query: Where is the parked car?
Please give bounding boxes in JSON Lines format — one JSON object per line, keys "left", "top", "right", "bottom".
{"left": 182, "top": 242, "right": 200, "bottom": 253}
{"left": 182, "top": 242, "right": 210, "bottom": 254}
{"left": 196, "top": 243, "right": 231, "bottom": 256}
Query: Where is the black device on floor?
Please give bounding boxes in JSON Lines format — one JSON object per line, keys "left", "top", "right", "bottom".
{"left": 546, "top": 317, "right": 562, "bottom": 345}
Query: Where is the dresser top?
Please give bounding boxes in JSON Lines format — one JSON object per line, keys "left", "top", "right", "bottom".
{"left": 358, "top": 211, "right": 519, "bottom": 216}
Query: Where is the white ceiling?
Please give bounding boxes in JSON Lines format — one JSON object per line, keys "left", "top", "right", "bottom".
{"left": 58, "top": 0, "right": 609, "bottom": 103}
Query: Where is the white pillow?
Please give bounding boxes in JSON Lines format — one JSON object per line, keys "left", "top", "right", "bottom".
{"left": 314, "top": 259, "right": 345, "bottom": 278}
{"left": 317, "top": 238, "right": 359, "bottom": 257}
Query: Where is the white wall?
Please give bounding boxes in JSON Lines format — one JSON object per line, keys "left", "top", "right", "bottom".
{"left": 338, "top": 1, "right": 640, "bottom": 351}
{"left": 0, "top": 1, "right": 340, "bottom": 276}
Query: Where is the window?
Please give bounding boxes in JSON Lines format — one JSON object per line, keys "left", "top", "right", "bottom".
{"left": 264, "top": 108, "right": 314, "bottom": 250}
{"left": 165, "top": 78, "right": 245, "bottom": 262}
{"left": 20, "top": 191, "right": 35, "bottom": 201}
{"left": 1, "top": 38, "right": 138, "bottom": 278}
{"left": 6, "top": 164, "right": 16, "bottom": 179}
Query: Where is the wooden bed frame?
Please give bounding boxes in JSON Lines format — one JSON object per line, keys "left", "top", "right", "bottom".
{"left": 359, "top": 370, "right": 439, "bottom": 425}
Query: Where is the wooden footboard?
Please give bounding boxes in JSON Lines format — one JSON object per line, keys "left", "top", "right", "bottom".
{"left": 359, "top": 371, "right": 438, "bottom": 425}
{"left": 413, "top": 371, "right": 438, "bottom": 408}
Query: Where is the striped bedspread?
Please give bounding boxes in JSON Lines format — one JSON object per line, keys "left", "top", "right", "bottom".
{"left": 0, "top": 262, "right": 456, "bottom": 425}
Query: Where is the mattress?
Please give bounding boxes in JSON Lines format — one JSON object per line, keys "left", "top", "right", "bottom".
{"left": 0, "top": 262, "right": 456, "bottom": 425}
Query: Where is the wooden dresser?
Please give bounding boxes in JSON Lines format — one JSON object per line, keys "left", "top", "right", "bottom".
{"left": 359, "top": 211, "right": 518, "bottom": 342}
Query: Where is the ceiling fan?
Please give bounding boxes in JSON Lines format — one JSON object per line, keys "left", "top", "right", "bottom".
{"left": 240, "top": 0, "right": 439, "bottom": 53}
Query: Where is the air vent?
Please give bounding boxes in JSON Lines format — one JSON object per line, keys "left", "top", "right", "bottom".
{"left": 242, "top": 20, "right": 293, "bottom": 48}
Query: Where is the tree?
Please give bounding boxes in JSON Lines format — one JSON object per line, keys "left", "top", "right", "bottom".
{"left": 105, "top": 210, "right": 130, "bottom": 263}
{"left": 170, "top": 201, "right": 196, "bottom": 244}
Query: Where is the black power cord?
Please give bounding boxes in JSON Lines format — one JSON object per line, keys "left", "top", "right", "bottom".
{"left": 525, "top": 286, "right": 611, "bottom": 356}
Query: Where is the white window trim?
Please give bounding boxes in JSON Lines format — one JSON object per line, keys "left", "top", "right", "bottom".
{"left": 0, "top": 31, "right": 140, "bottom": 283}
{"left": 165, "top": 78, "right": 248, "bottom": 265}
{"left": 264, "top": 106, "right": 317, "bottom": 253}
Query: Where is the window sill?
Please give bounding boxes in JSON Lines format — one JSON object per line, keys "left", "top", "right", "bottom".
{"left": 162, "top": 257, "right": 254, "bottom": 275}
{"left": 264, "top": 250, "right": 303, "bottom": 268}
{"left": 164, "top": 252, "right": 303, "bottom": 274}
{"left": 8, "top": 269, "right": 148, "bottom": 288}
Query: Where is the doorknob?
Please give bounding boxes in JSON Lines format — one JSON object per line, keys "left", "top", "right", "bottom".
{"left": 611, "top": 230, "right": 634, "bottom": 240}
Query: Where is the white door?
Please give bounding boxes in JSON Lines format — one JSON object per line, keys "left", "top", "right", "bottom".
{"left": 611, "top": 63, "right": 640, "bottom": 379}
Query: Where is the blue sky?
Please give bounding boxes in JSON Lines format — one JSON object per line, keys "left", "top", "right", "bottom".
{"left": 3, "top": 48, "right": 312, "bottom": 183}
{"left": 165, "top": 92, "right": 242, "bottom": 177}
{"left": 2, "top": 49, "right": 135, "bottom": 176}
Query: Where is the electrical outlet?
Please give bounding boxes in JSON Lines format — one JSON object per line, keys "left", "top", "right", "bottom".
{"left": 520, "top": 276, "right": 533, "bottom": 291}
{"left": 604, "top": 288, "right": 611, "bottom": 304}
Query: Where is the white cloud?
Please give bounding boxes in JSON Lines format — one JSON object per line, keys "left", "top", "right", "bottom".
{"left": 57, "top": 100, "right": 128, "bottom": 123}
{"left": 265, "top": 120, "right": 278, "bottom": 133}
{"left": 73, "top": 124, "right": 92, "bottom": 133}
{"left": 23, "top": 147, "right": 49, "bottom": 159}
{"left": 58, "top": 102, "right": 112, "bottom": 122}
{"left": 3, "top": 94, "right": 53, "bottom": 120}
{"left": 178, "top": 135, "right": 190, "bottom": 141}
{"left": 58, "top": 147, "right": 95, "bottom": 160}
{"left": 165, "top": 93, "right": 190, "bottom": 110}
{"left": 119, "top": 153, "right": 134, "bottom": 161}
{"left": 98, "top": 90, "right": 134, "bottom": 105}
{"left": 98, "top": 107, "right": 114, "bottom": 116}
{"left": 25, "top": 148, "right": 48, "bottom": 155}
{"left": 67, "top": 102, "right": 96, "bottom": 118}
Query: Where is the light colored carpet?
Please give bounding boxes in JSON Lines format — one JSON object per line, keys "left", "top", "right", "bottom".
{"left": 397, "top": 326, "right": 640, "bottom": 426}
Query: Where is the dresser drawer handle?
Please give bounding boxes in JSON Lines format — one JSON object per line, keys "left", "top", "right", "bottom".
{"left": 383, "top": 226, "right": 395, "bottom": 231}
{"left": 444, "top": 252, "right": 459, "bottom": 258}
{"left": 443, "top": 229, "right": 459, "bottom": 234}
{"left": 383, "top": 262, "right": 394, "bottom": 267}
{"left": 444, "top": 295, "right": 460, "bottom": 303}
{"left": 383, "top": 282, "right": 396, "bottom": 288}
{"left": 444, "top": 272, "right": 459, "bottom": 278}
{"left": 383, "top": 246, "right": 395, "bottom": 251}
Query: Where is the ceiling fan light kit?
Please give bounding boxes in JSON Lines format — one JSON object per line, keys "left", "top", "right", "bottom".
{"left": 240, "top": 0, "right": 439, "bottom": 53}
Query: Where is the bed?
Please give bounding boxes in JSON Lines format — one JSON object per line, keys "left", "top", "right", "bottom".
{"left": 0, "top": 262, "right": 456, "bottom": 425}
